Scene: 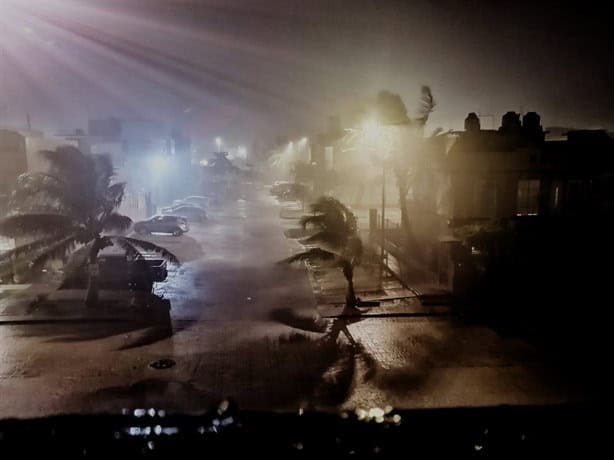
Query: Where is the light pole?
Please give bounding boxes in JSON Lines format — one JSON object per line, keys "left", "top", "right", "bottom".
{"left": 363, "top": 117, "right": 388, "bottom": 284}
{"left": 380, "top": 156, "right": 386, "bottom": 284}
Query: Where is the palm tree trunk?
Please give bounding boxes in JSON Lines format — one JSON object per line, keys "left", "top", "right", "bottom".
{"left": 342, "top": 262, "right": 357, "bottom": 309}
{"left": 85, "top": 238, "right": 102, "bottom": 308}
{"left": 399, "top": 186, "right": 413, "bottom": 251}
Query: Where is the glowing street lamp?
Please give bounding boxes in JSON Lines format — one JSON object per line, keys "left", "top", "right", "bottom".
{"left": 215, "top": 137, "right": 222, "bottom": 153}
{"left": 360, "top": 115, "right": 388, "bottom": 284}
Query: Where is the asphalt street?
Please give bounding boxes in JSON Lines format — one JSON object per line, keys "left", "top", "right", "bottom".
{"left": 0, "top": 188, "right": 589, "bottom": 418}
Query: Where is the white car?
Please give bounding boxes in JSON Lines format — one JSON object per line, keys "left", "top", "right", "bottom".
{"left": 173, "top": 195, "right": 211, "bottom": 208}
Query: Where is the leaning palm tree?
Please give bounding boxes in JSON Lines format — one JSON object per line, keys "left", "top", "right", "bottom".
{"left": 376, "top": 87, "right": 436, "bottom": 249}
{"left": 0, "top": 146, "right": 179, "bottom": 308}
{"left": 281, "top": 197, "right": 363, "bottom": 313}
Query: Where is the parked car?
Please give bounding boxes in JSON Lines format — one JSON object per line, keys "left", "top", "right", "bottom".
{"left": 133, "top": 215, "right": 188, "bottom": 236}
{"left": 270, "top": 181, "right": 291, "bottom": 196}
{"left": 270, "top": 181, "right": 306, "bottom": 201}
{"left": 60, "top": 252, "right": 168, "bottom": 292}
{"left": 161, "top": 204, "right": 207, "bottom": 222}
{"left": 173, "top": 195, "right": 211, "bottom": 208}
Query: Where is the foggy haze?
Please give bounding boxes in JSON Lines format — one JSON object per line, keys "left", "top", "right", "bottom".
{"left": 1, "top": 0, "right": 612, "bottom": 143}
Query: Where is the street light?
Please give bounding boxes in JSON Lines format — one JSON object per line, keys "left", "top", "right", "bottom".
{"left": 362, "top": 117, "right": 387, "bottom": 283}
{"left": 360, "top": 114, "right": 393, "bottom": 285}
{"left": 215, "top": 137, "right": 222, "bottom": 153}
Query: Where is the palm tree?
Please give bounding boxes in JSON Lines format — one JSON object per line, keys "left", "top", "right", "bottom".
{"left": 0, "top": 146, "right": 179, "bottom": 308}
{"left": 376, "top": 87, "right": 436, "bottom": 248}
{"left": 281, "top": 197, "right": 363, "bottom": 313}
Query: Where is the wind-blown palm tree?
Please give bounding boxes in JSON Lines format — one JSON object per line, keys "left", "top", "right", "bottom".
{"left": 376, "top": 87, "right": 436, "bottom": 248}
{"left": 0, "top": 146, "right": 179, "bottom": 308}
{"left": 281, "top": 197, "right": 363, "bottom": 313}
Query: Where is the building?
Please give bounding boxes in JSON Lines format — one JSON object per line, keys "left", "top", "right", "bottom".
{"left": 440, "top": 112, "right": 614, "bottom": 303}
{"left": 447, "top": 112, "right": 614, "bottom": 223}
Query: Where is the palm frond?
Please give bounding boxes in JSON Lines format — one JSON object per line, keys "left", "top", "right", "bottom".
{"left": 26, "top": 235, "right": 80, "bottom": 274}
{"left": 105, "top": 182, "right": 126, "bottom": 210}
{"left": 376, "top": 90, "right": 410, "bottom": 125}
{"left": 430, "top": 127, "right": 444, "bottom": 138}
{"left": 117, "top": 236, "right": 181, "bottom": 265}
{"left": 415, "top": 85, "right": 435, "bottom": 127}
{"left": 102, "top": 212, "right": 132, "bottom": 232}
{"left": 112, "top": 237, "right": 154, "bottom": 277}
{"left": 280, "top": 248, "right": 338, "bottom": 265}
{"left": 301, "top": 230, "right": 347, "bottom": 248}
{"left": 307, "top": 196, "right": 358, "bottom": 234}
{"left": 40, "top": 146, "right": 93, "bottom": 178}
{"left": 93, "top": 154, "right": 115, "bottom": 199}
{"left": 0, "top": 213, "right": 73, "bottom": 238}
{"left": 9, "top": 173, "right": 68, "bottom": 209}
{"left": 112, "top": 237, "right": 143, "bottom": 260}
{"left": 299, "top": 214, "right": 327, "bottom": 229}
{"left": 309, "top": 196, "right": 350, "bottom": 215}
{"left": 0, "top": 234, "right": 67, "bottom": 264}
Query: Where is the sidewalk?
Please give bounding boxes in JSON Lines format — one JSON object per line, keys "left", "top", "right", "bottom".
{"left": 278, "top": 202, "right": 452, "bottom": 319}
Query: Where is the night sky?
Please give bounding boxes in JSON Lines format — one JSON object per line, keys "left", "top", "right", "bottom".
{"left": 1, "top": 0, "right": 612, "bottom": 146}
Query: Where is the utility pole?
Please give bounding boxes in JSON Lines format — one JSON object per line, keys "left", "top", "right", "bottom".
{"left": 0, "top": 42, "right": 7, "bottom": 125}
{"left": 379, "top": 160, "right": 386, "bottom": 284}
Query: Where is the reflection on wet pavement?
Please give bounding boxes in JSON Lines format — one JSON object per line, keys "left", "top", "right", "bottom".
{"left": 0, "top": 189, "right": 590, "bottom": 418}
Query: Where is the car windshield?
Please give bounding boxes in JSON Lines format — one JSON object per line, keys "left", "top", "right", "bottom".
{"left": 0, "top": 0, "right": 609, "bottom": 431}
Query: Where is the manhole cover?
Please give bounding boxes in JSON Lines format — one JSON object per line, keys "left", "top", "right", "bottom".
{"left": 149, "top": 358, "right": 176, "bottom": 370}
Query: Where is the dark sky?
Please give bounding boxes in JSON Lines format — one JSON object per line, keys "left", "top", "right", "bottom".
{"left": 1, "top": 0, "right": 612, "bottom": 146}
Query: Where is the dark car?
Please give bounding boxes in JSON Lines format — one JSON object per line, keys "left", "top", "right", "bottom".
{"left": 60, "top": 253, "right": 168, "bottom": 292}
{"left": 161, "top": 204, "right": 207, "bottom": 222}
{"left": 133, "top": 215, "right": 188, "bottom": 236}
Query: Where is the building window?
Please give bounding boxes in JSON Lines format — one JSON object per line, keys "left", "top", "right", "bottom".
{"left": 517, "top": 179, "right": 540, "bottom": 216}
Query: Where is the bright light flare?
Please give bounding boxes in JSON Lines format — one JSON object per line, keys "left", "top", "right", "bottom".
{"left": 362, "top": 116, "right": 380, "bottom": 143}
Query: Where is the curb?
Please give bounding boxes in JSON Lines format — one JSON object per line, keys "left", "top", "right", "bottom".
{"left": 321, "top": 311, "right": 453, "bottom": 319}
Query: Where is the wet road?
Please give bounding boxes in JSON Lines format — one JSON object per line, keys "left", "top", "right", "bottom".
{"left": 0, "top": 188, "right": 587, "bottom": 418}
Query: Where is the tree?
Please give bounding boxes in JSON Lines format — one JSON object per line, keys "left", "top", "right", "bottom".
{"left": 376, "top": 87, "right": 436, "bottom": 249}
{"left": 281, "top": 197, "right": 363, "bottom": 313}
{"left": 0, "top": 146, "right": 179, "bottom": 308}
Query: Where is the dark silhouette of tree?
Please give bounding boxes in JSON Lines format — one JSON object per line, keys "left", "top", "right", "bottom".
{"left": 206, "top": 152, "right": 240, "bottom": 175}
{"left": 281, "top": 197, "right": 363, "bottom": 313}
{"left": 0, "top": 146, "right": 179, "bottom": 308}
